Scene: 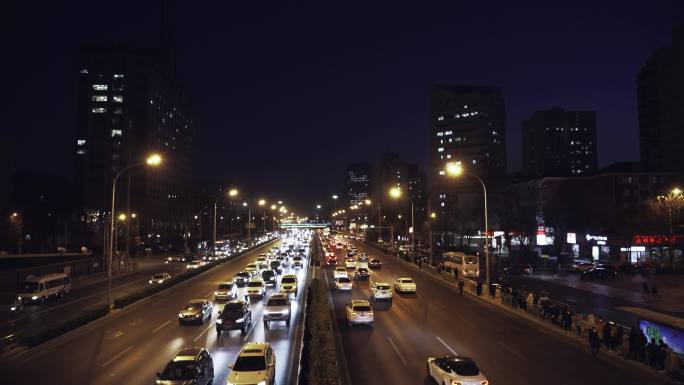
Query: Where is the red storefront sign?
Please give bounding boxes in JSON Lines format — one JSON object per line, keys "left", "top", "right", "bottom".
{"left": 632, "top": 234, "right": 683, "bottom": 245}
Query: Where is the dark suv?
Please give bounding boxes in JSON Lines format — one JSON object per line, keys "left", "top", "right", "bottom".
{"left": 233, "top": 271, "right": 251, "bottom": 287}
{"left": 216, "top": 300, "right": 252, "bottom": 336}
{"left": 261, "top": 269, "right": 277, "bottom": 286}
{"left": 269, "top": 260, "right": 282, "bottom": 274}
{"left": 156, "top": 347, "right": 213, "bottom": 385}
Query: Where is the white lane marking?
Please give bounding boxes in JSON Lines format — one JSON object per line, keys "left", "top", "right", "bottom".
{"left": 152, "top": 320, "right": 171, "bottom": 334}
{"left": 498, "top": 342, "right": 527, "bottom": 360}
{"left": 193, "top": 323, "right": 214, "bottom": 343}
{"left": 436, "top": 336, "right": 458, "bottom": 355}
{"left": 387, "top": 337, "right": 408, "bottom": 365}
{"left": 243, "top": 318, "right": 257, "bottom": 340}
{"left": 453, "top": 313, "right": 475, "bottom": 328}
{"left": 101, "top": 345, "right": 133, "bottom": 368}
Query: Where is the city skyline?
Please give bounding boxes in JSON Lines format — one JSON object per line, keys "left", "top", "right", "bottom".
{"left": 4, "top": 1, "right": 679, "bottom": 212}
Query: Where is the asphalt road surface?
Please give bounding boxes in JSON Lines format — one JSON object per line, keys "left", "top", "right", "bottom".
{"left": 326, "top": 240, "right": 667, "bottom": 385}
{"left": 0, "top": 258, "right": 188, "bottom": 344}
{"left": 0, "top": 237, "right": 310, "bottom": 385}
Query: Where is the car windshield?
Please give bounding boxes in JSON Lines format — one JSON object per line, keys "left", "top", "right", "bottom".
{"left": 185, "top": 303, "right": 202, "bottom": 310}
{"left": 338, "top": 277, "right": 351, "bottom": 283}
{"left": 153, "top": 275, "right": 165, "bottom": 279}
{"left": 282, "top": 277, "right": 296, "bottom": 283}
{"left": 247, "top": 281, "right": 263, "bottom": 287}
{"left": 161, "top": 361, "right": 197, "bottom": 380}
{"left": 270, "top": 261, "right": 280, "bottom": 267}
{"left": 246, "top": 264, "right": 256, "bottom": 268}
{"left": 237, "top": 272, "right": 250, "bottom": 278}
{"left": 353, "top": 305, "right": 371, "bottom": 312}
{"left": 218, "top": 284, "right": 233, "bottom": 290}
{"left": 358, "top": 269, "right": 368, "bottom": 273}
{"left": 21, "top": 282, "right": 40, "bottom": 292}
{"left": 267, "top": 298, "right": 288, "bottom": 306}
{"left": 465, "top": 256, "right": 478, "bottom": 264}
{"left": 445, "top": 360, "right": 479, "bottom": 376}
{"left": 222, "top": 303, "right": 244, "bottom": 316}
{"left": 376, "top": 285, "right": 390, "bottom": 290}
{"left": 371, "top": 259, "right": 379, "bottom": 263}
{"left": 233, "top": 355, "right": 267, "bottom": 371}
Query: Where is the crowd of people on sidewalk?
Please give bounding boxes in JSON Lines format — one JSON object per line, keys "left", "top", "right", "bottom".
{"left": 499, "top": 287, "right": 683, "bottom": 381}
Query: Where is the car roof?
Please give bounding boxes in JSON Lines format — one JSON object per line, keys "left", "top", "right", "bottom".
{"left": 173, "top": 347, "right": 204, "bottom": 361}
{"left": 248, "top": 277, "right": 264, "bottom": 282}
{"left": 282, "top": 273, "right": 296, "bottom": 278}
{"left": 351, "top": 299, "right": 370, "bottom": 306}
{"left": 439, "top": 355, "right": 476, "bottom": 364}
{"left": 267, "top": 293, "right": 289, "bottom": 301}
{"left": 188, "top": 299, "right": 206, "bottom": 304}
{"left": 373, "top": 281, "right": 390, "bottom": 285}
{"left": 398, "top": 277, "right": 413, "bottom": 280}
{"left": 239, "top": 342, "right": 269, "bottom": 355}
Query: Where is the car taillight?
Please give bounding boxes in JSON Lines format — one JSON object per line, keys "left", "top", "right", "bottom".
{"left": 481, "top": 381, "right": 489, "bottom": 385}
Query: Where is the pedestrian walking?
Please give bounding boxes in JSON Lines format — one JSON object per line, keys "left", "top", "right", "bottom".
{"left": 603, "top": 322, "right": 613, "bottom": 350}
{"left": 458, "top": 279, "right": 464, "bottom": 296}
{"left": 589, "top": 327, "right": 601, "bottom": 358}
{"left": 651, "top": 284, "right": 659, "bottom": 298}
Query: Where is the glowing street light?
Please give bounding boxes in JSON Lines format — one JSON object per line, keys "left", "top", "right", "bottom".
{"left": 118, "top": 213, "right": 127, "bottom": 221}
{"left": 445, "top": 162, "right": 490, "bottom": 285}
{"left": 228, "top": 188, "right": 239, "bottom": 197}
{"left": 364, "top": 199, "right": 372, "bottom": 205}
{"left": 108, "top": 152, "right": 163, "bottom": 308}
{"left": 258, "top": 199, "right": 266, "bottom": 206}
{"left": 388, "top": 187, "right": 414, "bottom": 252}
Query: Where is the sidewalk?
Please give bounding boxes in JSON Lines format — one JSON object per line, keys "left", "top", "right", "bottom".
{"left": 520, "top": 272, "right": 684, "bottom": 315}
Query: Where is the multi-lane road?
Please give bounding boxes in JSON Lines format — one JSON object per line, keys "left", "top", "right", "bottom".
{"left": 325, "top": 239, "right": 667, "bottom": 385}
{"left": 0, "top": 259, "right": 187, "bottom": 344}
{"left": 0, "top": 237, "right": 310, "bottom": 385}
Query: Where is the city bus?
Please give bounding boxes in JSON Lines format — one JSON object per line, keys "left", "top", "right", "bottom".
{"left": 442, "top": 251, "right": 480, "bottom": 279}
{"left": 17, "top": 273, "right": 71, "bottom": 303}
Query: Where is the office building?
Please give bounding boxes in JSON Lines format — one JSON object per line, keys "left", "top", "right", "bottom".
{"left": 429, "top": 86, "right": 506, "bottom": 224}
{"left": 522, "top": 107, "right": 597, "bottom": 176}
{"left": 637, "top": 27, "right": 684, "bottom": 171}
{"left": 75, "top": 43, "right": 195, "bottom": 245}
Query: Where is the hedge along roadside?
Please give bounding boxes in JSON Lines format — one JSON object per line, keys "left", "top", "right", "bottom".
{"left": 299, "top": 233, "right": 339, "bottom": 385}
{"left": 113, "top": 237, "right": 279, "bottom": 309}
{"left": 17, "top": 237, "right": 278, "bottom": 348}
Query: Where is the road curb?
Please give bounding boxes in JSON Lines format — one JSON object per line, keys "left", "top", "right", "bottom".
{"left": 0, "top": 238, "right": 278, "bottom": 364}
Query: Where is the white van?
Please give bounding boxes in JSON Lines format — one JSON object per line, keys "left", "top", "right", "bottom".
{"left": 18, "top": 273, "right": 71, "bottom": 303}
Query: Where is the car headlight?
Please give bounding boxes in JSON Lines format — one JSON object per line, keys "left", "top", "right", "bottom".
{"left": 216, "top": 318, "right": 223, "bottom": 324}
{"left": 214, "top": 291, "right": 219, "bottom": 295}
{"left": 178, "top": 313, "right": 184, "bottom": 318}
{"left": 235, "top": 317, "right": 245, "bottom": 323}
{"left": 149, "top": 280, "right": 154, "bottom": 284}
{"left": 31, "top": 296, "right": 39, "bottom": 300}
{"left": 17, "top": 296, "right": 21, "bottom": 300}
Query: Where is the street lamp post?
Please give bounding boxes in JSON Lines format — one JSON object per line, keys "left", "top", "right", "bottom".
{"left": 389, "top": 187, "right": 415, "bottom": 254}
{"left": 656, "top": 187, "right": 683, "bottom": 268}
{"left": 108, "top": 153, "right": 162, "bottom": 308}
{"left": 258, "top": 199, "right": 266, "bottom": 234}
{"left": 213, "top": 188, "right": 238, "bottom": 250}
{"left": 446, "top": 162, "right": 490, "bottom": 284}
{"left": 243, "top": 202, "right": 251, "bottom": 242}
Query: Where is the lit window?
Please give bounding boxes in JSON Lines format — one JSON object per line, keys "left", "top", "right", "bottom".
{"left": 91, "top": 107, "right": 106, "bottom": 113}
{"left": 454, "top": 114, "right": 461, "bottom": 118}
{"left": 91, "top": 95, "right": 107, "bottom": 102}
{"left": 440, "top": 202, "right": 445, "bottom": 207}
{"left": 113, "top": 95, "right": 123, "bottom": 103}
{"left": 437, "top": 131, "right": 444, "bottom": 137}
{"left": 92, "top": 84, "right": 107, "bottom": 91}
{"left": 472, "top": 159, "right": 477, "bottom": 165}
{"left": 113, "top": 74, "right": 124, "bottom": 79}
{"left": 77, "top": 139, "right": 86, "bottom": 146}
{"left": 77, "top": 149, "right": 86, "bottom": 155}
{"left": 463, "top": 105, "right": 468, "bottom": 109}
{"left": 439, "top": 170, "right": 446, "bottom": 175}
{"left": 445, "top": 130, "right": 453, "bottom": 135}
{"left": 80, "top": 69, "right": 88, "bottom": 74}
{"left": 437, "top": 147, "right": 444, "bottom": 152}
{"left": 114, "top": 108, "right": 123, "bottom": 115}
{"left": 437, "top": 116, "right": 444, "bottom": 121}
{"left": 492, "top": 131, "right": 498, "bottom": 136}
{"left": 446, "top": 154, "right": 452, "bottom": 159}
{"left": 111, "top": 129, "right": 122, "bottom": 137}
{"left": 440, "top": 140, "right": 443, "bottom": 144}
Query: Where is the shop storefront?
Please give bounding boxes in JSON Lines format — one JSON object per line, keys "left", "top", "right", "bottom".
{"left": 619, "top": 234, "right": 684, "bottom": 266}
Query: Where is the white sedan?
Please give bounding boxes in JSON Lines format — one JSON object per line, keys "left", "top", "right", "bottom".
{"left": 345, "top": 258, "right": 356, "bottom": 269}
{"left": 426, "top": 355, "right": 489, "bottom": 385}
{"left": 334, "top": 276, "right": 353, "bottom": 291}
{"left": 394, "top": 277, "right": 416, "bottom": 294}
{"left": 333, "top": 267, "right": 348, "bottom": 279}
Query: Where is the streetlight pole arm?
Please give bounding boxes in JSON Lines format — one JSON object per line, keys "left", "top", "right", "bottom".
{"left": 465, "top": 172, "right": 489, "bottom": 284}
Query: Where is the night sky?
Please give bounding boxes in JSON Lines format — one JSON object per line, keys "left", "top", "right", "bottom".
{"left": 4, "top": 1, "right": 677, "bottom": 213}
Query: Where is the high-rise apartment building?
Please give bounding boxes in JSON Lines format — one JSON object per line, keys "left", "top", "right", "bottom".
{"left": 637, "top": 27, "right": 684, "bottom": 172}
{"left": 75, "top": 44, "right": 195, "bottom": 242}
{"left": 522, "top": 107, "right": 597, "bottom": 177}
{"left": 429, "top": 86, "right": 506, "bottom": 220}
{"left": 345, "top": 163, "right": 372, "bottom": 206}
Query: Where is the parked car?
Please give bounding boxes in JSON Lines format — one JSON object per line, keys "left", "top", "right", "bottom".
{"left": 581, "top": 267, "right": 617, "bottom": 280}
{"left": 503, "top": 264, "right": 533, "bottom": 275}
{"left": 571, "top": 261, "right": 596, "bottom": 273}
